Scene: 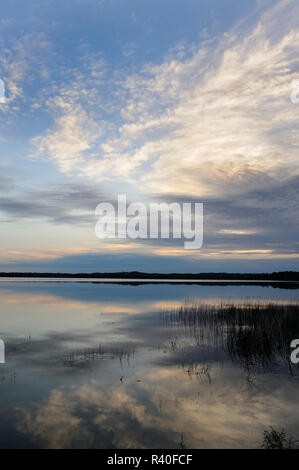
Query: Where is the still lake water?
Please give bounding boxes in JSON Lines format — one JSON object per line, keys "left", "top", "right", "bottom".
{"left": 0, "top": 279, "right": 298, "bottom": 449}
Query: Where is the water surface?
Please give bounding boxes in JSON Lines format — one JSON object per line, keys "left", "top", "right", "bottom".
{"left": 0, "top": 280, "right": 298, "bottom": 449}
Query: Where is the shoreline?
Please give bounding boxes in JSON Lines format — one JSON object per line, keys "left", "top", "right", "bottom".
{"left": 0, "top": 277, "right": 298, "bottom": 288}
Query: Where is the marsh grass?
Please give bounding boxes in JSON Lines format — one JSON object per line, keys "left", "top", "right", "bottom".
{"left": 63, "top": 343, "right": 136, "bottom": 368}
{"left": 183, "top": 363, "right": 212, "bottom": 383}
{"left": 262, "top": 426, "right": 299, "bottom": 449}
{"left": 161, "top": 302, "right": 299, "bottom": 373}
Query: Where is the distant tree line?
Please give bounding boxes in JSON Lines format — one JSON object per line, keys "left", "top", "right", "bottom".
{"left": 0, "top": 271, "right": 298, "bottom": 280}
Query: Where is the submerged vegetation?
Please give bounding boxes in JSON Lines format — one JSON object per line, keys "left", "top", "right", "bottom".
{"left": 162, "top": 302, "right": 299, "bottom": 373}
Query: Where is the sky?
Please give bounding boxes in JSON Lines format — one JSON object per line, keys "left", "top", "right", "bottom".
{"left": 0, "top": 0, "right": 298, "bottom": 273}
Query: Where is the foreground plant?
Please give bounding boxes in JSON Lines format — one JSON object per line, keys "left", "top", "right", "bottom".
{"left": 262, "top": 426, "right": 299, "bottom": 449}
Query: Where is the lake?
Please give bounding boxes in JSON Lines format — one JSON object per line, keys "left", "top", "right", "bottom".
{"left": 0, "top": 279, "right": 298, "bottom": 449}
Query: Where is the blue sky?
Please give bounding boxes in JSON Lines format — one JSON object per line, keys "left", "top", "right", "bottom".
{"left": 0, "top": 0, "right": 298, "bottom": 273}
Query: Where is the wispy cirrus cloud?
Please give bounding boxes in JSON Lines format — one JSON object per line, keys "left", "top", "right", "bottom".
{"left": 31, "top": 0, "right": 299, "bottom": 201}
{"left": 0, "top": 32, "right": 51, "bottom": 108}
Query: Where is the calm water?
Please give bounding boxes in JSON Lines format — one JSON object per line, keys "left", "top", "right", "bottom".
{"left": 0, "top": 279, "right": 298, "bottom": 449}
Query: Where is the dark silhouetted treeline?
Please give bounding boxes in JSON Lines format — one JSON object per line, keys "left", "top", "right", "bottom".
{"left": 0, "top": 271, "right": 298, "bottom": 280}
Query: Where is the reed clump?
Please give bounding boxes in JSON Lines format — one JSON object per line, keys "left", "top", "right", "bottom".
{"left": 161, "top": 302, "right": 299, "bottom": 372}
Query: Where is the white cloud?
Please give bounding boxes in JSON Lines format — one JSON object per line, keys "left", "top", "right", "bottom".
{"left": 0, "top": 33, "right": 51, "bottom": 107}
{"left": 31, "top": 0, "right": 299, "bottom": 200}
{"left": 32, "top": 102, "right": 102, "bottom": 173}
